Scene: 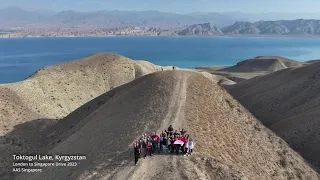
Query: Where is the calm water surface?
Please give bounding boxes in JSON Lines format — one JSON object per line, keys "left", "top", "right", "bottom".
{"left": 1, "top": 36, "right": 320, "bottom": 83}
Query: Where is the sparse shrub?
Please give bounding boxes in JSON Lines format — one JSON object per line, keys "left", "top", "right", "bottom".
{"left": 278, "top": 152, "right": 289, "bottom": 169}
{"left": 279, "top": 158, "right": 287, "bottom": 167}
{"left": 98, "top": 101, "right": 104, "bottom": 105}
{"left": 225, "top": 99, "right": 235, "bottom": 108}
{"left": 254, "top": 124, "right": 261, "bottom": 131}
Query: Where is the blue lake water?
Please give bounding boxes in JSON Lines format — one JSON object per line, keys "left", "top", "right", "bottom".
{"left": 1, "top": 36, "right": 320, "bottom": 83}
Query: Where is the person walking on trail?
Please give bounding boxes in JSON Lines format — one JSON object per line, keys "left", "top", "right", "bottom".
{"left": 134, "top": 143, "right": 140, "bottom": 165}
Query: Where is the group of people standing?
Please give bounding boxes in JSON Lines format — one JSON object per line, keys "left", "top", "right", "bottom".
{"left": 133, "top": 125, "right": 194, "bottom": 165}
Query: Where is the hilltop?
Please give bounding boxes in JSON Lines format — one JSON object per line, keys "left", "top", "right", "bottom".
{"left": 6, "top": 69, "right": 319, "bottom": 180}
{"left": 220, "top": 58, "right": 287, "bottom": 73}
{"left": 219, "top": 56, "right": 307, "bottom": 72}
{"left": 227, "top": 61, "right": 320, "bottom": 170}
{"left": 0, "top": 53, "right": 170, "bottom": 179}
{"left": 196, "top": 56, "right": 309, "bottom": 83}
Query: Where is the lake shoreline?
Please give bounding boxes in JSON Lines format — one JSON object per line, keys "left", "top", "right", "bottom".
{"left": 2, "top": 34, "right": 320, "bottom": 39}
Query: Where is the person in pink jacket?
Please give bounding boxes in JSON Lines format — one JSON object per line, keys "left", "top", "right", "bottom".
{"left": 146, "top": 141, "right": 152, "bottom": 156}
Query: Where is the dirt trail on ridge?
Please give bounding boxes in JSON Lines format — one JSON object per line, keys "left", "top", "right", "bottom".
{"left": 108, "top": 72, "right": 245, "bottom": 180}
{"left": 109, "top": 72, "right": 190, "bottom": 180}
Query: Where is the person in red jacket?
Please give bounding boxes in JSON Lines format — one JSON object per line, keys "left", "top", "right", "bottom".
{"left": 146, "top": 141, "right": 152, "bottom": 156}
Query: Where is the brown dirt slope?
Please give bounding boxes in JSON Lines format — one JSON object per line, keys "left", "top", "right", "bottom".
{"left": 254, "top": 56, "right": 308, "bottom": 68}
{"left": 227, "top": 62, "right": 320, "bottom": 170}
{"left": 197, "top": 56, "right": 307, "bottom": 84}
{"left": 0, "top": 53, "right": 166, "bottom": 180}
{"left": 220, "top": 58, "right": 287, "bottom": 72}
{"left": 15, "top": 71, "right": 319, "bottom": 180}
{"left": 307, "top": 59, "right": 320, "bottom": 64}
{"left": 1, "top": 53, "right": 164, "bottom": 132}
{"left": 196, "top": 56, "right": 304, "bottom": 73}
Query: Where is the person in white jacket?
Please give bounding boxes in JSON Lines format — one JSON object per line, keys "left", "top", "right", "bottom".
{"left": 183, "top": 139, "right": 189, "bottom": 156}
{"left": 188, "top": 138, "right": 194, "bottom": 155}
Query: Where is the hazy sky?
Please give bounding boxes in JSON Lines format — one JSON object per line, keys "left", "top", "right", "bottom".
{"left": 2, "top": 0, "right": 320, "bottom": 14}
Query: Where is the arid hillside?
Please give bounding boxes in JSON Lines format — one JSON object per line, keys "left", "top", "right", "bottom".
{"left": 228, "top": 62, "right": 320, "bottom": 170}
{"left": 220, "top": 57, "right": 287, "bottom": 73}
{"left": 14, "top": 71, "right": 320, "bottom": 180}
{"left": 197, "top": 56, "right": 309, "bottom": 83}
{"left": 0, "top": 53, "right": 168, "bottom": 180}
{"left": 217, "top": 56, "right": 307, "bottom": 73}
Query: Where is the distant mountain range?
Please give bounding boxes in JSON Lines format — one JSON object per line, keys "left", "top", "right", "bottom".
{"left": 0, "top": 6, "right": 235, "bottom": 28}
{"left": 180, "top": 20, "right": 320, "bottom": 36}
{"left": 177, "top": 23, "right": 223, "bottom": 35}
{"left": 3, "top": 20, "right": 320, "bottom": 37}
{"left": 2, "top": 6, "right": 320, "bottom": 37}
{"left": 222, "top": 20, "right": 320, "bottom": 35}
{"left": 3, "top": 6, "right": 320, "bottom": 29}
